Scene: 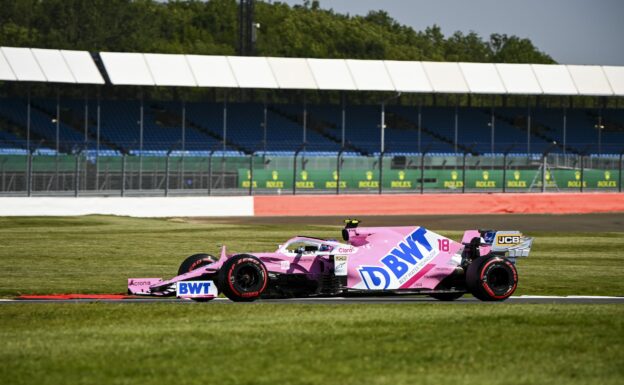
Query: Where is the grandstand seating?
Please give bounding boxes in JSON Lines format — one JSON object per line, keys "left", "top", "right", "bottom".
{"left": 0, "top": 97, "right": 623, "bottom": 156}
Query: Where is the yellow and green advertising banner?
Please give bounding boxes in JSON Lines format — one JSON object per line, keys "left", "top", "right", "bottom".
{"left": 239, "top": 168, "right": 621, "bottom": 190}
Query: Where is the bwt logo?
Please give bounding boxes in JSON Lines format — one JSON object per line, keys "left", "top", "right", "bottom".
{"left": 497, "top": 236, "right": 521, "bottom": 244}
{"left": 359, "top": 228, "right": 433, "bottom": 290}
{"left": 178, "top": 281, "right": 212, "bottom": 296}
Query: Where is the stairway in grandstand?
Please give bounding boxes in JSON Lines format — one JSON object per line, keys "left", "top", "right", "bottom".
{"left": 491, "top": 109, "right": 579, "bottom": 154}
{"left": 158, "top": 103, "right": 251, "bottom": 154}
{"left": 31, "top": 101, "right": 124, "bottom": 153}
{"left": 384, "top": 110, "right": 478, "bottom": 154}
{"left": 268, "top": 105, "right": 367, "bottom": 154}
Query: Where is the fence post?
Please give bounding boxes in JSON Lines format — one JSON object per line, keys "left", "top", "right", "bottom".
{"left": 619, "top": 151, "right": 623, "bottom": 193}
{"left": 378, "top": 152, "right": 384, "bottom": 195}
{"left": 249, "top": 154, "right": 254, "bottom": 196}
{"left": 74, "top": 152, "right": 80, "bottom": 197}
{"left": 580, "top": 155, "right": 584, "bottom": 193}
{"left": 293, "top": 152, "right": 298, "bottom": 196}
{"left": 1, "top": 158, "right": 6, "bottom": 193}
{"left": 27, "top": 153, "right": 33, "bottom": 197}
{"left": 121, "top": 154, "right": 126, "bottom": 197}
{"left": 420, "top": 153, "right": 425, "bottom": 194}
{"left": 207, "top": 152, "right": 213, "bottom": 196}
{"left": 462, "top": 153, "right": 467, "bottom": 193}
{"left": 165, "top": 153, "right": 170, "bottom": 197}
{"left": 502, "top": 153, "right": 508, "bottom": 193}
{"left": 541, "top": 154, "right": 547, "bottom": 193}
{"left": 336, "top": 149, "right": 343, "bottom": 195}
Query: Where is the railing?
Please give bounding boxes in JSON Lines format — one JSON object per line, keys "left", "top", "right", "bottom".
{"left": 0, "top": 152, "right": 622, "bottom": 196}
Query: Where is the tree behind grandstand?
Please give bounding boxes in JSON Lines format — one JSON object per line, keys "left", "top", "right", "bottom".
{"left": 0, "top": 0, "right": 554, "bottom": 64}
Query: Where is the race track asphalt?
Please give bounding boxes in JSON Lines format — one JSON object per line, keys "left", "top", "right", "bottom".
{"left": 188, "top": 213, "right": 624, "bottom": 232}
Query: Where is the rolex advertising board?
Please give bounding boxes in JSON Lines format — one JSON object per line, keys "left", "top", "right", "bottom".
{"left": 239, "top": 168, "right": 620, "bottom": 190}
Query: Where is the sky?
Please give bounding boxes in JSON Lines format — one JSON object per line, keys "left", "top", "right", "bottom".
{"left": 277, "top": 0, "right": 624, "bottom": 65}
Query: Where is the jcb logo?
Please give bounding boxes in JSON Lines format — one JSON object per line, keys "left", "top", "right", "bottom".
{"left": 498, "top": 236, "right": 521, "bottom": 244}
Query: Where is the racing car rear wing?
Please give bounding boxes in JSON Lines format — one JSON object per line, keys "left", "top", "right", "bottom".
{"left": 476, "top": 230, "right": 533, "bottom": 261}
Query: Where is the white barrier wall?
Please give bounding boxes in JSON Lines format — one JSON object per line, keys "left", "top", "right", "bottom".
{"left": 0, "top": 197, "right": 254, "bottom": 217}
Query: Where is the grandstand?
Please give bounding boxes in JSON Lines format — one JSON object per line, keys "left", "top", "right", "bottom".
{"left": 0, "top": 47, "right": 623, "bottom": 195}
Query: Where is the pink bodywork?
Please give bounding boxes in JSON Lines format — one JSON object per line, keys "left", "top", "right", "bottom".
{"left": 129, "top": 226, "right": 485, "bottom": 296}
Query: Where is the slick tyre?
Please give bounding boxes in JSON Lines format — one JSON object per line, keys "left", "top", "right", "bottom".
{"left": 467, "top": 255, "right": 518, "bottom": 301}
{"left": 178, "top": 253, "right": 217, "bottom": 276}
{"left": 218, "top": 254, "right": 268, "bottom": 302}
{"left": 178, "top": 253, "right": 218, "bottom": 302}
{"left": 429, "top": 292, "right": 464, "bottom": 301}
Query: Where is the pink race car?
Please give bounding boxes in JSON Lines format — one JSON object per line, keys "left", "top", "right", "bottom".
{"left": 128, "top": 220, "right": 532, "bottom": 302}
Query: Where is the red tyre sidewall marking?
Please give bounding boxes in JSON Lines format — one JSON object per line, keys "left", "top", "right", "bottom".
{"left": 227, "top": 257, "right": 268, "bottom": 299}
{"left": 480, "top": 259, "right": 518, "bottom": 300}
{"left": 189, "top": 258, "right": 214, "bottom": 272}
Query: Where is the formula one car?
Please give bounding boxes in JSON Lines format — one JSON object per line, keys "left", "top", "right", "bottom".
{"left": 128, "top": 220, "right": 532, "bottom": 302}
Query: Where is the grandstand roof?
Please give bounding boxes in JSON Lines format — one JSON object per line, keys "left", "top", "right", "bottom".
{"left": 0, "top": 47, "right": 103, "bottom": 84}
{"left": 1, "top": 46, "right": 623, "bottom": 96}
{"left": 97, "top": 52, "right": 624, "bottom": 96}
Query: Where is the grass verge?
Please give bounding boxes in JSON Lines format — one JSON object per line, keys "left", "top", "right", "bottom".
{"left": 0, "top": 303, "right": 622, "bottom": 385}
{"left": 0, "top": 215, "right": 623, "bottom": 296}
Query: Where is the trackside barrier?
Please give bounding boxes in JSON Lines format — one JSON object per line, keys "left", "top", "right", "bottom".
{"left": 0, "top": 197, "right": 254, "bottom": 217}
{"left": 1, "top": 193, "right": 623, "bottom": 217}
{"left": 253, "top": 193, "right": 624, "bottom": 216}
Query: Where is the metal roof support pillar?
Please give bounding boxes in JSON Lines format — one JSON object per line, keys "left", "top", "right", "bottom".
{"left": 84, "top": 91, "right": 89, "bottom": 146}
{"left": 562, "top": 106, "right": 567, "bottom": 156}
{"left": 222, "top": 91, "right": 228, "bottom": 153}
{"left": 380, "top": 102, "right": 385, "bottom": 153}
{"left": 454, "top": 103, "right": 458, "bottom": 154}
{"left": 181, "top": 100, "right": 186, "bottom": 153}
{"left": 341, "top": 92, "right": 346, "bottom": 148}
{"left": 302, "top": 99, "right": 307, "bottom": 146}
{"left": 263, "top": 101, "right": 268, "bottom": 153}
{"left": 490, "top": 99, "right": 495, "bottom": 154}
{"left": 597, "top": 109, "right": 603, "bottom": 155}
{"left": 55, "top": 91, "right": 60, "bottom": 191}
{"left": 417, "top": 102, "right": 422, "bottom": 154}
{"left": 96, "top": 91, "right": 101, "bottom": 191}
{"left": 26, "top": 88, "right": 31, "bottom": 153}
{"left": 139, "top": 93, "right": 144, "bottom": 190}
{"left": 55, "top": 90, "right": 60, "bottom": 154}
{"left": 527, "top": 100, "right": 531, "bottom": 155}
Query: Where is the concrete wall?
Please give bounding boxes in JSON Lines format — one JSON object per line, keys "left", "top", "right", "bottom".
{"left": 1, "top": 193, "right": 623, "bottom": 217}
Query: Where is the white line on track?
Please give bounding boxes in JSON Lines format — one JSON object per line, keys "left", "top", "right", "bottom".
{"left": 517, "top": 295, "right": 623, "bottom": 299}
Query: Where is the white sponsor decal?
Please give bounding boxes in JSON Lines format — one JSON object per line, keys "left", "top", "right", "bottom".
{"left": 176, "top": 280, "right": 218, "bottom": 298}
{"left": 334, "top": 255, "right": 348, "bottom": 276}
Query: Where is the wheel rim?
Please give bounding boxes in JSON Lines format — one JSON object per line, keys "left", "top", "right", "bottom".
{"left": 487, "top": 266, "right": 512, "bottom": 294}
{"left": 235, "top": 265, "right": 259, "bottom": 290}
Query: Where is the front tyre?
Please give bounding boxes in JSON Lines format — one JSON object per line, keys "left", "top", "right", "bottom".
{"left": 178, "top": 253, "right": 217, "bottom": 276}
{"left": 467, "top": 255, "right": 518, "bottom": 301}
{"left": 218, "top": 254, "right": 268, "bottom": 302}
{"left": 178, "top": 253, "right": 218, "bottom": 302}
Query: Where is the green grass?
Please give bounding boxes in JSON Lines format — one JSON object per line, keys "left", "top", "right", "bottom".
{"left": 0, "top": 215, "right": 623, "bottom": 296}
{"left": 1, "top": 216, "right": 623, "bottom": 385}
{"left": 0, "top": 303, "right": 622, "bottom": 385}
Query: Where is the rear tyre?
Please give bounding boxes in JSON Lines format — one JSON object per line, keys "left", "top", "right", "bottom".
{"left": 429, "top": 292, "right": 464, "bottom": 301}
{"left": 218, "top": 254, "right": 268, "bottom": 302}
{"left": 467, "top": 255, "right": 518, "bottom": 301}
{"left": 178, "top": 253, "right": 218, "bottom": 302}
